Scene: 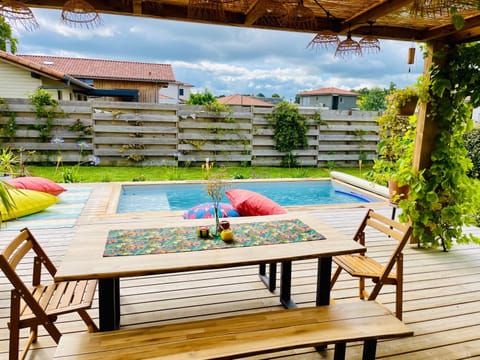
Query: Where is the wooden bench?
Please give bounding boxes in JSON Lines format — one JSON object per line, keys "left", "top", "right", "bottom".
{"left": 54, "top": 301, "right": 413, "bottom": 360}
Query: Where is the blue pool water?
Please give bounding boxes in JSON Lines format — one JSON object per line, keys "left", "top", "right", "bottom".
{"left": 116, "top": 180, "right": 379, "bottom": 213}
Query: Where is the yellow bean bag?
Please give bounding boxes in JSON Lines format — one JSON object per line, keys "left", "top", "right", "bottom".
{"left": 0, "top": 189, "right": 59, "bottom": 221}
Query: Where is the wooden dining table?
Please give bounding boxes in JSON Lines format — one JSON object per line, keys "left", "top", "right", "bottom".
{"left": 54, "top": 213, "right": 365, "bottom": 331}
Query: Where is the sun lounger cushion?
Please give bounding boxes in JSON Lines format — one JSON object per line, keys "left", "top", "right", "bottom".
{"left": 7, "top": 176, "right": 67, "bottom": 196}
{"left": 226, "top": 189, "right": 287, "bottom": 216}
{"left": 0, "top": 189, "right": 59, "bottom": 221}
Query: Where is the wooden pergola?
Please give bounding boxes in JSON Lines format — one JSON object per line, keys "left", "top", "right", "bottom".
{"left": 12, "top": 0, "right": 480, "bottom": 171}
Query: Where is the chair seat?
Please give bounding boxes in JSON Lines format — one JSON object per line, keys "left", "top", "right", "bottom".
{"left": 333, "top": 255, "right": 397, "bottom": 282}
{"left": 20, "top": 280, "right": 97, "bottom": 322}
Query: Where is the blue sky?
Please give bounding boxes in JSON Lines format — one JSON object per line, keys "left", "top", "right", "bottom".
{"left": 11, "top": 8, "right": 424, "bottom": 101}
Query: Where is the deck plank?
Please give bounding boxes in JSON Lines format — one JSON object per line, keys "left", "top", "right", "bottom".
{"left": 0, "top": 183, "right": 479, "bottom": 359}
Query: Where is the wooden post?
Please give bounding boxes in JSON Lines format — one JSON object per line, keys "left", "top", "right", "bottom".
{"left": 413, "top": 41, "right": 441, "bottom": 171}
{"left": 410, "top": 41, "right": 449, "bottom": 243}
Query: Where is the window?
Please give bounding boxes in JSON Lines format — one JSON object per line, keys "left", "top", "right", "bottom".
{"left": 57, "top": 91, "right": 63, "bottom": 100}
{"left": 179, "top": 88, "right": 184, "bottom": 97}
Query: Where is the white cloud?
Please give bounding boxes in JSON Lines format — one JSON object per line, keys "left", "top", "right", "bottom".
{"left": 13, "top": 8, "right": 425, "bottom": 99}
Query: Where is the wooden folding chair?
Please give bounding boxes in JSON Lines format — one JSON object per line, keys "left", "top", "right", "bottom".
{"left": 330, "top": 209, "right": 412, "bottom": 320}
{"left": 0, "top": 228, "right": 98, "bottom": 360}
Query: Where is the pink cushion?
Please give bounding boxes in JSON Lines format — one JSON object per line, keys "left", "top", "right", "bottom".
{"left": 7, "top": 177, "right": 66, "bottom": 196}
{"left": 226, "top": 189, "right": 287, "bottom": 216}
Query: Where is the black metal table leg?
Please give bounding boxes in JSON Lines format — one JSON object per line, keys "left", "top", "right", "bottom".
{"left": 280, "top": 261, "right": 296, "bottom": 309}
{"left": 317, "top": 257, "right": 332, "bottom": 306}
{"left": 259, "top": 262, "right": 276, "bottom": 292}
{"left": 98, "top": 277, "right": 120, "bottom": 331}
{"left": 315, "top": 257, "right": 332, "bottom": 352}
{"left": 362, "top": 339, "right": 377, "bottom": 360}
{"left": 334, "top": 343, "right": 346, "bottom": 360}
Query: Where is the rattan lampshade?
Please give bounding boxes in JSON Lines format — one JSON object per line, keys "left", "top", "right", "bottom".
{"left": 61, "top": 0, "right": 103, "bottom": 28}
{"left": 254, "top": 0, "right": 289, "bottom": 27}
{"left": 307, "top": 30, "right": 340, "bottom": 50}
{"left": 0, "top": 0, "right": 39, "bottom": 31}
{"left": 335, "top": 34, "right": 362, "bottom": 59}
{"left": 288, "top": 0, "right": 316, "bottom": 30}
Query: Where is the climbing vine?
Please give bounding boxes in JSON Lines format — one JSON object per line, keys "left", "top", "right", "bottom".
{"left": 28, "top": 89, "right": 64, "bottom": 142}
{"left": 399, "top": 43, "right": 480, "bottom": 251}
{"left": 269, "top": 101, "right": 308, "bottom": 167}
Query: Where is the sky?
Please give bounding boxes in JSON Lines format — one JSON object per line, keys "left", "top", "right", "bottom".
{"left": 10, "top": 8, "right": 424, "bottom": 101}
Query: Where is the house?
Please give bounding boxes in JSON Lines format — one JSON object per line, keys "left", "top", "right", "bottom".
{"left": 159, "top": 81, "right": 193, "bottom": 103}
{"left": 18, "top": 55, "right": 190, "bottom": 103}
{"left": 217, "top": 94, "right": 275, "bottom": 107}
{"left": 297, "top": 87, "right": 359, "bottom": 110}
{"left": 0, "top": 50, "right": 93, "bottom": 101}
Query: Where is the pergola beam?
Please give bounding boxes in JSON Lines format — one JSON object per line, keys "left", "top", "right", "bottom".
{"left": 340, "top": 0, "right": 413, "bottom": 32}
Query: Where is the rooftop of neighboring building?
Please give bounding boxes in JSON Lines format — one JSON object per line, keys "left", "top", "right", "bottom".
{"left": 217, "top": 94, "right": 275, "bottom": 107}
{"left": 297, "top": 87, "right": 359, "bottom": 97}
{"left": 17, "top": 54, "right": 175, "bottom": 82}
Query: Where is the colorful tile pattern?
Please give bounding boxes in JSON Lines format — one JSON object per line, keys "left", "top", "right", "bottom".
{"left": 104, "top": 219, "right": 325, "bottom": 257}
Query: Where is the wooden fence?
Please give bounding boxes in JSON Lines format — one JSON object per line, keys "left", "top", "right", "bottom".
{"left": 0, "top": 99, "right": 381, "bottom": 167}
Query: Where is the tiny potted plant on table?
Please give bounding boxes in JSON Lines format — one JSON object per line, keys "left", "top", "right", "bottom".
{"left": 205, "top": 169, "right": 229, "bottom": 237}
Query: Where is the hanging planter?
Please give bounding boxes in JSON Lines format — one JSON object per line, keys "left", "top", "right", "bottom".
{"left": 388, "top": 179, "right": 409, "bottom": 205}
{"left": 393, "top": 87, "right": 419, "bottom": 116}
{"left": 397, "top": 95, "right": 419, "bottom": 116}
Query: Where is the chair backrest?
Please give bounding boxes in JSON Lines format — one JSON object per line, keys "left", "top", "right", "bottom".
{"left": 0, "top": 228, "right": 57, "bottom": 317}
{"left": 355, "top": 209, "right": 412, "bottom": 276}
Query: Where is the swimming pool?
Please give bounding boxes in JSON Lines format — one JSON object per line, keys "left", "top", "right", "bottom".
{"left": 116, "top": 180, "right": 381, "bottom": 213}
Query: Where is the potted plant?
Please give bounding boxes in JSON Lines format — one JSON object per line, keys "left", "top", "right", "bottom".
{"left": 391, "top": 86, "right": 419, "bottom": 116}
{"left": 0, "top": 147, "right": 19, "bottom": 178}
{"left": 367, "top": 88, "right": 416, "bottom": 203}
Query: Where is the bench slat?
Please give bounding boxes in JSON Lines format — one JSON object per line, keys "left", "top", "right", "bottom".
{"left": 54, "top": 302, "right": 413, "bottom": 359}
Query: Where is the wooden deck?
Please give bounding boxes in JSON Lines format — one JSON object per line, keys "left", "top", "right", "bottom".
{"left": 1, "top": 183, "right": 480, "bottom": 359}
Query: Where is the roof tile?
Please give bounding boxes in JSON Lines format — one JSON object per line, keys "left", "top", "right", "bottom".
{"left": 17, "top": 55, "right": 175, "bottom": 82}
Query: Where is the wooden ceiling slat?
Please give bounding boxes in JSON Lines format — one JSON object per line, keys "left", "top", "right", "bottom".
{"left": 18, "top": 0, "right": 480, "bottom": 43}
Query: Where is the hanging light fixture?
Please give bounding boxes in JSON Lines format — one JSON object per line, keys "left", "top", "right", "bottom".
{"left": 409, "top": 0, "right": 476, "bottom": 17}
{"left": 188, "top": 0, "right": 239, "bottom": 22}
{"left": 306, "top": 13, "right": 339, "bottom": 50}
{"left": 61, "top": 0, "right": 103, "bottom": 28}
{"left": 307, "top": 30, "right": 340, "bottom": 50}
{"left": 288, "top": 0, "right": 316, "bottom": 30}
{"left": 0, "top": 1, "right": 39, "bottom": 31}
{"left": 335, "top": 32, "right": 362, "bottom": 59}
{"left": 359, "top": 21, "right": 380, "bottom": 54}
{"left": 254, "top": 0, "right": 289, "bottom": 27}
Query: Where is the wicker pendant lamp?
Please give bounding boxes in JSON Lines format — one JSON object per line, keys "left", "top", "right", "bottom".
{"left": 359, "top": 21, "right": 380, "bottom": 54}
{"left": 307, "top": 30, "right": 340, "bottom": 50}
{"left": 0, "top": 0, "right": 39, "bottom": 31}
{"left": 335, "top": 32, "right": 362, "bottom": 59}
{"left": 61, "top": 0, "right": 103, "bottom": 28}
{"left": 254, "top": 0, "right": 289, "bottom": 27}
{"left": 410, "top": 0, "right": 477, "bottom": 17}
{"left": 188, "top": 0, "right": 240, "bottom": 22}
{"left": 288, "top": 0, "right": 316, "bottom": 30}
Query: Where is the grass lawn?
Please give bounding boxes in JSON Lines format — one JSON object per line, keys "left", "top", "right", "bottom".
{"left": 26, "top": 165, "right": 370, "bottom": 183}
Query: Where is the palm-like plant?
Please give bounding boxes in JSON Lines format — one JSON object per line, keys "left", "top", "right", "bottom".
{"left": 0, "top": 180, "right": 15, "bottom": 226}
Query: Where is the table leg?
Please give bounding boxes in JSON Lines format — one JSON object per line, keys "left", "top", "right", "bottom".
{"left": 316, "top": 257, "right": 332, "bottom": 352}
{"left": 259, "top": 262, "right": 276, "bottom": 292}
{"left": 98, "top": 278, "right": 120, "bottom": 331}
{"left": 316, "top": 257, "right": 332, "bottom": 306}
{"left": 280, "top": 261, "right": 296, "bottom": 309}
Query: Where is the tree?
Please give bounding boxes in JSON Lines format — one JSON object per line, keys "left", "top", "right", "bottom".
{"left": 271, "top": 93, "right": 281, "bottom": 98}
{"left": 256, "top": 93, "right": 265, "bottom": 97}
{"left": 356, "top": 87, "right": 388, "bottom": 111}
{"left": 0, "top": 16, "right": 18, "bottom": 54}
{"left": 186, "top": 89, "right": 216, "bottom": 105}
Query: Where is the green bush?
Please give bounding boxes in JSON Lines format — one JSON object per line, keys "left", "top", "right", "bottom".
{"left": 464, "top": 127, "right": 480, "bottom": 178}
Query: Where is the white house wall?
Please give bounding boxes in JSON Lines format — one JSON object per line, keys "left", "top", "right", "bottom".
{"left": 159, "top": 83, "right": 191, "bottom": 103}
{"left": 0, "top": 61, "right": 42, "bottom": 98}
